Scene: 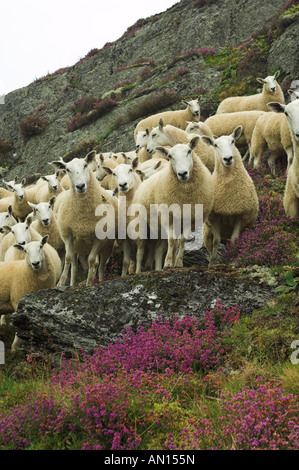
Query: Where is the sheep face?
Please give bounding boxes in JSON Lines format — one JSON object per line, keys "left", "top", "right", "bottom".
{"left": 51, "top": 153, "right": 95, "bottom": 194}
{"left": 256, "top": 70, "right": 280, "bottom": 94}
{"left": 202, "top": 126, "right": 242, "bottom": 167}
{"left": 0, "top": 206, "right": 17, "bottom": 233}
{"left": 183, "top": 97, "right": 201, "bottom": 118}
{"left": 147, "top": 124, "right": 173, "bottom": 154}
{"left": 14, "top": 236, "right": 48, "bottom": 271}
{"left": 29, "top": 199, "right": 55, "bottom": 226}
{"left": 268, "top": 99, "right": 299, "bottom": 144}
{"left": 4, "top": 178, "right": 26, "bottom": 201}
{"left": 6, "top": 218, "right": 33, "bottom": 246}
{"left": 42, "top": 172, "right": 60, "bottom": 191}
{"left": 156, "top": 138, "right": 199, "bottom": 182}
{"left": 135, "top": 129, "right": 149, "bottom": 150}
{"left": 104, "top": 158, "right": 139, "bottom": 193}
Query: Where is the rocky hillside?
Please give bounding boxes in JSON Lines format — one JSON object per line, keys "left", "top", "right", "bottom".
{"left": 0, "top": 0, "right": 298, "bottom": 182}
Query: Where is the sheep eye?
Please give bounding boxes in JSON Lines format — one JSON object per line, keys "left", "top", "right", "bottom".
{"left": 152, "top": 133, "right": 156, "bottom": 138}
{"left": 232, "top": 139, "right": 235, "bottom": 144}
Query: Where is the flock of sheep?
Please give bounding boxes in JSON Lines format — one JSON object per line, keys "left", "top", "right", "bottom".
{"left": 0, "top": 69, "right": 299, "bottom": 351}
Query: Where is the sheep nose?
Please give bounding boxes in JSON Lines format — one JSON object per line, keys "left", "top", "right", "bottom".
{"left": 42, "top": 219, "right": 49, "bottom": 225}
{"left": 194, "top": 111, "right": 199, "bottom": 116}
{"left": 119, "top": 182, "right": 128, "bottom": 191}
{"left": 76, "top": 183, "right": 86, "bottom": 193}
{"left": 224, "top": 156, "right": 233, "bottom": 165}
{"left": 178, "top": 171, "right": 188, "bottom": 180}
{"left": 32, "top": 261, "right": 41, "bottom": 270}
{"left": 52, "top": 185, "right": 58, "bottom": 191}
{"left": 271, "top": 87, "right": 276, "bottom": 92}
{"left": 19, "top": 195, "right": 24, "bottom": 200}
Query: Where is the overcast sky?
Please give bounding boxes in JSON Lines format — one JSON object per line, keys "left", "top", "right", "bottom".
{"left": 0, "top": 0, "right": 179, "bottom": 96}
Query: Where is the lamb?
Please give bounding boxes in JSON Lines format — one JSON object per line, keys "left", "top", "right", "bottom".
{"left": 266, "top": 99, "right": 299, "bottom": 218}
{"left": 135, "top": 128, "right": 167, "bottom": 162}
{"left": 146, "top": 119, "right": 215, "bottom": 172}
{"left": 185, "top": 120, "right": 213, "bottom": 137}
{"left": 201, "top": 126, "right": 259, "bottom": 266}
{"left": 251, "top": 108, "right": 293, "bottom": 174}
{"left": 28, "top": 197, "right": 65, "bottom": 259}
{"left": 95, "top": 154, "right": 118, "bottom": 189}
{"left": 134, "top": 96, "right": 202, "bottom": 141}
{"left": 216, "top": 71, "right": 285, "bottom": 114}
{"left": 0, "top": 235, "right": 57, "bottom": 350}
{"left": 135, "top": 159, "right": 168, "bottom": 181}
{"left": 204, "top": 111, "right": 265, "bottom": 161}
{"left": 103, "top": 157, "right": 142, "bottom": 276}
{"left": 0, "top": 178, "right": 33, "bottom": 220}
{"left": 132, "top": 136, "right": 214, "bottom": 273}
{"left": 51, "top": 151, "right": 118, "bottom": 287}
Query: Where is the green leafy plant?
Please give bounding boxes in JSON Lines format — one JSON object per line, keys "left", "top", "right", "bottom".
{"left": 275, "top": 262, "right": 299, "bottom": 294}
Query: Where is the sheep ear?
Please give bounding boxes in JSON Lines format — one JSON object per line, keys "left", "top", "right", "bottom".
{"left": 256, "top": 77, "right": 265, "bottom": 84}
{"left": 51, "top": 160, "right": 66, "bottom": 170}
{"left": 41, "top": 235, "right": 49, "bottom": 247}
{"left": 197, "top": 95, "right": 202, "bottom": 102}
{"left": 102, "top": 166, "right": 113, "bottom": 175}
{"left": 132, "top": 157, "right": 139, "bottom": 170}
{"left": 182, "top": 100, "right": 189, "bottom": 106}
{"left": 26, "top": 215, "right": 33, "bottom": 226}
{"left": 267, "top": 102, "right": 286, "bottom": 113}
{"left": 21, "top": 178, "right": 26, "bottom": 185}
{"left": 158, "top": 118, "right": 164, "bottom": 130}
{"left": 155, "top": 146, "right": 169, "bottom": 158}
{"left": 8, "top": 205, "right": 13, "bottom": 215}
{"left": 41, "top": 176, "right": 48, "bottom": 182}
{"left": 5, "top": 182, "right": 14, "bottom": 190}
{"left": 201, "top": 135, "right": 214, "bottom": 147}
{"left": 113, "top": 187, "right": 119, "bottom": 196}
{"left": 85, "top": 150, "right": 97, "bottom": 165}
{"left": 28, "top": 201, "right": 36, "bottom": 209}
{"left": 154, "top": 160, "right": 162, "bottom": 169}
{"left": 99, "top": 154, "right": 104, "bottom": 163}
{"left": 189, "top": 136, "right": 199, "bottom": 150}
{"left": 14, "top": 244, "right": 25, "bottom": 252}
{"left": 49, "top": 196, "right": 56, "bottom": 207}
{"left": 145, "top": 128, "right": 150, "bottom": 136}
{"left": 2, "top": 226, "right": 12, "bottom": 233}
{"left": 274, "top": 70, "right": 280, "bottom": 79}
{"left": 232, "top": 125, "right": 243, "bottom": 141}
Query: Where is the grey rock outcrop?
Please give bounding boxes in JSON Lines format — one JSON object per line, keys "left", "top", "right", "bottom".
{"left": 11, "top": 266, "right": 274, "bottom": 358}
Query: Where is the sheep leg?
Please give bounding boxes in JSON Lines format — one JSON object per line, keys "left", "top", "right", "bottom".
{"left": 11, "top": 333, "right": 21, "bottom": 353}
{"left": 155, "top": 239, "right": 167, "bottom": 271}
{"left": 97, "top": 243, "right": 114, "bottom": 283}
{"left": 135, "top": 238, "right": 145, "bottom": 274}
{"left": 121, "top": 239, "right": 131, "bottom": 277}
{"left": 286, "top": 147, "right": 293, "bottom": 173}
{"left": 57, "top": 235, "right": 76, "bottom": 286}
{"left": 0, "top": 314, "right": 6, "bottom": 325}
{"left": 164, "top": 223, "right": 175, "bottom": 269}
{"left": 267, "top": 152, "right": 278, "bottom": 176}
{"left": 231, "top": 219, "right": 242, "bottom": 244}
{"left": 209, "top": 221, "right": 221, "bottom": 266}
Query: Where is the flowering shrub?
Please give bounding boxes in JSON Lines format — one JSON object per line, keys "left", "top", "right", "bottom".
{"left": 0, "top": 302, "right": 240, "bottom": 450}
{"left": 222, "top": 193, "right": 298, "bottom": 267}
{"left": 20, "top": 111, "right": 49, "bottom": 140}
{"left": 161, "top": 67, "right": 189, "bottom": 85}
{"left": 165, "top": 378, "right": 299, "bottom": 450}
{"left": 67, "top": 98, "right": 117, "bottom": 132}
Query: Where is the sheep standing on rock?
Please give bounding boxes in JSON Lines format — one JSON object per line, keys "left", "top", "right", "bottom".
{"left": 267, "top": 99, "right": 299, "bottom": 218}
{"left": 0, "top": 235, "right": 57, "bottom": 350}
{"left": 134, "top": 96, "right": 201, "bottom": 141}
{"left": 51, "top": 151, "right": 118, "bottom": 287}
{"left": 132, "top": 136, "right": 214, "bottom": 273}
{"left": 201, "top": 126, "right": 259, "bottom": 266}
{"left": 216, "top": 71, "right": 285, "bottom": 114}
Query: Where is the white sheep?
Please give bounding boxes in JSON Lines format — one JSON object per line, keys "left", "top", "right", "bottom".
{"left": 201, "top": 126, "right": 259, "bottom": 266}
{"left": 95, "top": 154, "right": 118, "bottom": 189}
{"left": 266, "top": 99, "right": 299, "bottom": 218}
{"left": 134, "top": 96, "right": 202, "bottom": 141}
{"left": 103, "top": 157, "right": 142, "bottom": 276}
{"left": 132, "top": 136, "right": 214, "bottom": 273}
{"left": 135, "top": 128, "right": 168, "bottom": 163}
{"left": 135, "top": 159, "right": 168, "bottom": 181}
{"left": 28, "top": 197, "right": 65, "bottom": 259}
{"left": 216, "top": 71, "right": 285, "bottom": 114}
{"left": 51, "top": 151, "right": 118, "bottom": 286}
{"left": 204, "top": 111, "right": 265, "bottom": 161}
{"left": 0, "top": 235, "right": 57, "bottom": 350}
{"left": 0, "top": 206, "right": 17, "bottom": 243}
{"left": 0, "top": 178, "right": 33, "bottom": 221}
{"left": 34, "top": 170, "right": 64, "bottom": 203}
{"left": 251, "top": 108, "right": 293, "bottom": 174}
{"left": 185, "top": 120, "right": 213, "bottom": 137}
{"left": 146, "top": 119, "right": 215, "bottom": 172}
